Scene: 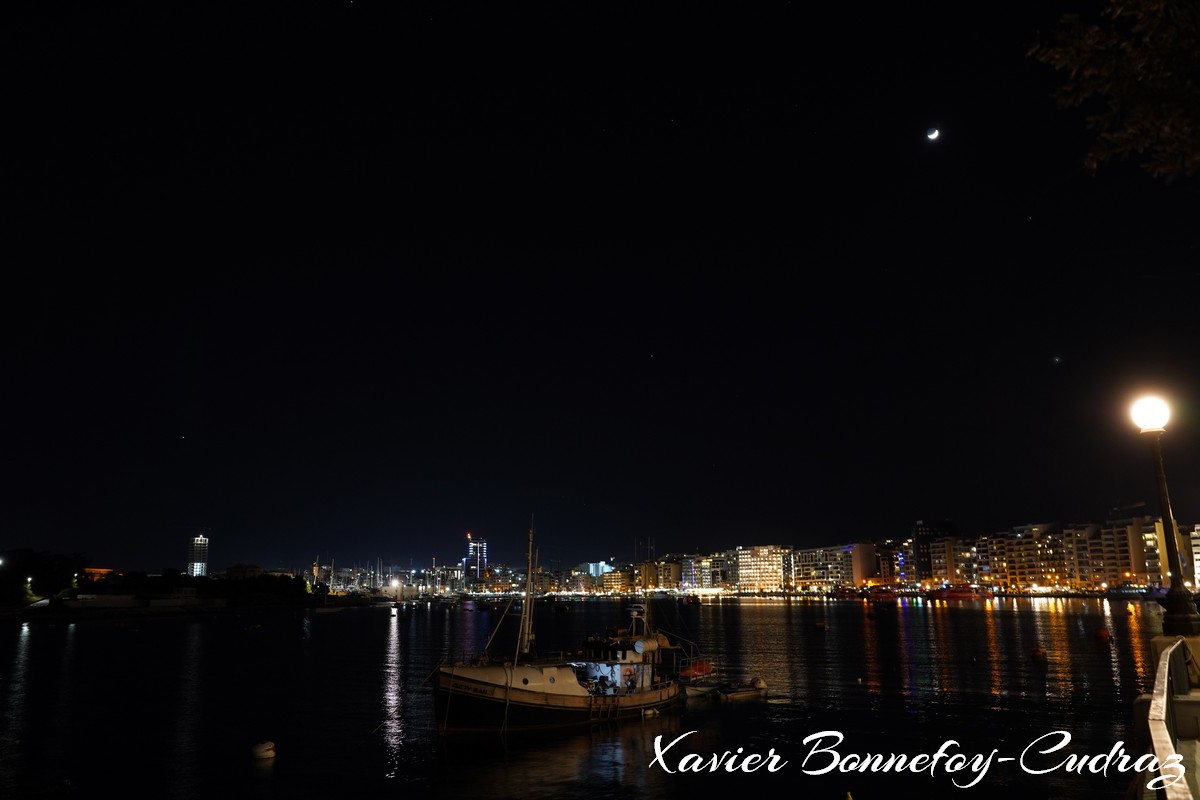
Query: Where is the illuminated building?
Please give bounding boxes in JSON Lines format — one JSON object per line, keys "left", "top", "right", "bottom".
{"left": 187, "top": 532, "right": 209, "bottom": 577}
{"left": 463, "top": 532, "right": 487, "bottom": 580}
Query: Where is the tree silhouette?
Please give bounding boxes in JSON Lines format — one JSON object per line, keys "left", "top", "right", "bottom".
{"left": 1028, "top": 0, "right": 1200, "bottom": 182}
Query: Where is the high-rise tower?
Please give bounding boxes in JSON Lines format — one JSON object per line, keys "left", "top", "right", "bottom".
{"left": 187, "top": 532, "right": 209, "bottom": 577}
{"left": 463, "top": 531, "right": 487, "bottom": 579}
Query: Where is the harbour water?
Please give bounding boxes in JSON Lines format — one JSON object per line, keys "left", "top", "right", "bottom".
{"left": 0, "top": 595, "right": 1166, "bottom": 799}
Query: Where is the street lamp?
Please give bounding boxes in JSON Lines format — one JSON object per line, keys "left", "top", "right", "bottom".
{"left": 1132, "top": 395, "right": 1200, "bottom": 636}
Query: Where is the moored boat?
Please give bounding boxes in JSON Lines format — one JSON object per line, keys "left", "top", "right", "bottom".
{"left": 683, "top": 681, "right": 720, "bottom": 699}
{"left": 678, "top": 657, "right": 714, "bottom": 680}
{"left": 430, "top": 521, "right": 683, "bottom": 732}
{"left": 716, "top": 676, "right": 768, "bottom": 702}
{"left": 676, "top": 653, "right": 721, "bottom": 699}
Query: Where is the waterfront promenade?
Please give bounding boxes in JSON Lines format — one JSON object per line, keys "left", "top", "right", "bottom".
{"left": 1133, "top": 635, "right": 1200, "bottom": 800}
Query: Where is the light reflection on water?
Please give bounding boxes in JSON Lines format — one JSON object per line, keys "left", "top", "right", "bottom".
{"left": 0, "top": 623, "right": 32, "bottom": 796}
{"left": 675, "top": 596, "right": 1160, "bottom": 702}
{"left": 0, "top": 596, "right": 1165, "bottom": 799}
{"left": 382, "top": 608, "right": 406, "bottom": 778}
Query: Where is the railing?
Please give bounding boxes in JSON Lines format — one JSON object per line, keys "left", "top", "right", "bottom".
{"left": 1137, "top": 636, "right": 1194, "bottom": 800}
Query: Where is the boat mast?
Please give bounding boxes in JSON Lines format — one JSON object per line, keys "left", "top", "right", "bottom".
{"left": 516, "top": 516, "right": 535, "bottom": 660}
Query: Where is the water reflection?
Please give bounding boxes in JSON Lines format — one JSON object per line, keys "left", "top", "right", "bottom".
{"left": 169, "top": 622, "right": 204, "bottom": 796}
{"left": 860, "top": 601, "right": 881, "bottom": 695}
{"left": 982, "top": 604, "right": 1004, "bottom": 707}
{"left": 0, "top": 597, "right": 1168, "bottom": 800}
{"left": 438, "top": 712, "right": 712, "bottom": 800}
{"left": 0, "top": 624, "right": 32, "bottom": 792}
{"left": 382, "top": 609, "right": 406, "bottom": 778}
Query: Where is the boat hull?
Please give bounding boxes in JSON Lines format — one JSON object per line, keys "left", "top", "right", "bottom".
{"left": 717, "top": 687, "right": 768, "bottom": 702}
{"left": 432, "top": 667, "right": 679, "bottom": 731}
{"left": 715, "top": 676, "right": 768, "bottom": 703}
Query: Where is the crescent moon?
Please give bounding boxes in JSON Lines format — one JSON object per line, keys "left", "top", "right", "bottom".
{"left": 926, "top": 128, "right": 940, "bottom": 140}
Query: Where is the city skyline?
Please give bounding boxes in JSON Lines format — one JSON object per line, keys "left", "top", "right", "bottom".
{"left": 6, "top": 4, "right": 1199, "bottom": 573}
{"left": 386, "top": 515, "right": 1200, "bottom": 596}
{"left": 43, "top": 505, "right": 1195, "bottom": 590}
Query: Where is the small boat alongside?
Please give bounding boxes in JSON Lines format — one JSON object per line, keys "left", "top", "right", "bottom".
{"left": 683, "top": 681, "right": 720, "bottom": 699}
{"left": 674, "top": 651, "right": 723, "bottom": 700}
{"left": 716, "top": 677, "right": 768, "bottom": 702}
{"left": 678, "top": 657, "right": 714, "bottom": 681}
{"left": 430, "top": 521, "right": 684, "bottom": 732}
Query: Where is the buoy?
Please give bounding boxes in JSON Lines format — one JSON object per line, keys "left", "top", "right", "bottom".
{"left": 252, "top": 741, "right": 276, "bottom": 759}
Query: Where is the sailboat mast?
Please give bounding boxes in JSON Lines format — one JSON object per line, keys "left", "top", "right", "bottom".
{"left": 516, "top": 517, "right": 535, "bottom": 659}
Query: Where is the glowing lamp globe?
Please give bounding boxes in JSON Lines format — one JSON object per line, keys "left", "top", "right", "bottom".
{"left": 1132, "top": 396, "right": 1170, "bottom": 432}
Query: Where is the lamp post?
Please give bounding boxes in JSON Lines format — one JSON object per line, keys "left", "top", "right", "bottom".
{"left": 1132, "top": 395, "right": 1200, "bottom": 636}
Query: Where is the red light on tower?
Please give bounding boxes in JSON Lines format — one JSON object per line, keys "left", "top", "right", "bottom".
{"left": 466, "top": 531, "right": 472, "bottom": 539}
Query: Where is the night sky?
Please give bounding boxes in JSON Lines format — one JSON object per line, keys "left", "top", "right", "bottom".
{"left": 5, "top": 2, "right": 1199, "bottom": 573}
